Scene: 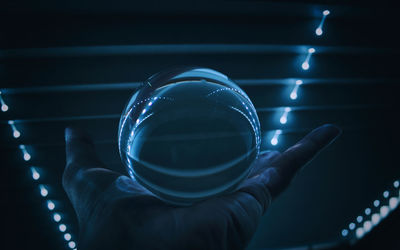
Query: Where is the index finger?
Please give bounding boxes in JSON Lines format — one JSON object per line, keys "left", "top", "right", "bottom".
{"left": 268, "top": 124, "right": 341, "bottom": 197}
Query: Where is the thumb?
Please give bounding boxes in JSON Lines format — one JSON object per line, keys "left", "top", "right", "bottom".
{"left": 63, "top": 127, "right": 107, "bottom": 191}
{"left": 63, "top": 127, "right": 120, "bottom": 222}
{"left": 65, "top": 127, "right": 103, "bottom": 169}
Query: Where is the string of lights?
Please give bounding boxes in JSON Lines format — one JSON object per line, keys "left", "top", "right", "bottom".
{"left": 0, "top": 91, "right": 9, "bottom": 112}
{"left": 315, "top": 10, "right": 330, "bottom": 36}
{"left": 6, "top": 116, "right": 77, "bottom": 249}
{"left": 8, "top": 120, "right": 21, "bottom": 138}
{"left": 270, "top": 12, "right": 399, "bottom": 241}
{"left": 302, "top": 47, "right": 316, "bottom": 71}
{"left": 341, "top": 180, "right": 400, "bottom": 240}
{"left": 269, "top": 9, "right": 329, "bottom": 147}
{"left": 290, "top": 80, "right": 303, "bottom": 100}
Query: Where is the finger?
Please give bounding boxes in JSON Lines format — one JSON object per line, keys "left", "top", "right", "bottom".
{"left": 191, "top": 124, "right": 341, "bottom": 248}
{"left": 63, "top": 127, "right": 121, "bottom": 222}
{"left": 195, "top": 171, "right": 275, "bottom": 249}
{"left": 268, "top": 124, "right": 341, "bottom": 197}
{"left": 248, "top": 150, "right": 280, "bottom": 178}
{"left": 65, "top": 127, "right": 103, "bottom": 168}
{"left": 64, "top": 127, "right": 119, "bottom": 187}
{"left": 64, "top": 127, "right": 108, "bottom": 187}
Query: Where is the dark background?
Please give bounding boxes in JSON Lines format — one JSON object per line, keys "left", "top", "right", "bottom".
{"left": 1, "top": 1, "right": 399, "bottom": 249}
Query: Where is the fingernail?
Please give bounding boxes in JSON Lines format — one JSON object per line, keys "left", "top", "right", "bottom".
{"left": 326, "top": 124, "right": 342, "bottom": 140}
{"left": 325, "top": 124, "right": 342, "bottom": 134}
{"left": 316, "top": 124, "right": 342, "bottom": 145}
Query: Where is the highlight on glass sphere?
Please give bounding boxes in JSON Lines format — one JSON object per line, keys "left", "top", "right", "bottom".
{"left": 118, "top": 67, "right": 261, "bottom": 205}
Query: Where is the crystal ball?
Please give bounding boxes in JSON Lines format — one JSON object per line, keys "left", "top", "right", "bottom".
{"left": 118, "top": 67, "right": 261, "bottom": 205}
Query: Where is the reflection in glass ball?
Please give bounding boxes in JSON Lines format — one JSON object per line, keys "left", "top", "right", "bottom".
{"left": 118, "top": 67, "right": 261, "bottom": 205}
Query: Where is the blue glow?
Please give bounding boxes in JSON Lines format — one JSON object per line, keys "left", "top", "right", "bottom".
{"left": 373, "top": 200, "right": 380, "bottom": 207}
{"left": 68, "top": 241, "right": 76, "bottom": 249}
{"left": 356, "top": 227, "right": 364, "bottom": 238}
{"left": 0, "top": 94, "right": 8, "bottom": 112}
{"left": 24, "top": 153, "right": 31, "bottom": 161}
{"left": 363, "top": 221, "right": 372, "bottom": 232}
{"left": 371, "top": 213, "right": 381, "bottom": 225}
{"left": 341, "top": 229, "right": 348, "bottom": 237}
{"left": 315, "top": 11, "right": 329, "bottom": 37}
{"left": 389, "top": 197, "right": 399, "bottom": 209}
{"left": 30, "top": 167, "right": 40, "bottom": 180}
{"left": 280, "top": 107, "right": 291, "bottom": 124}
{"left": 20, "top": 145, "right": 31, "bottom": 161}
{"left": 271, "top": 130, "right": 282, "bottom": 146}
{"left": 1, "top": 104, "right": 8, "bottom": 112}
{"left": 290, "top": 80, "right": 302, "bottom": 100}
{"left": 315, "top": 27, "right": 323, "bottom": 36}
{"left": 383, "top": 191, "right": 389, "bottom": 198}
{"left": 349, "top": 222, "right": 356, "bottom": 230}
{"left": 301, "top": 49, "right": 315, "bottom": 70}
{"left": 47, "top": 200, "right": 55, "bottom": 210}
{"left": 302, "top": 62, "right": 309, "bottom": 70}
{"left": 64, "top": 233, "right": 71, "bottom": 241}
{"left": 39, "top": 185, "right": 48, "bottom": 197}
{"left": 380, "top": 206, "right": 389, "bottom": 217}
{"left": 59, "top": 224, "right": 67, "bottom": 232}
{"left": 9, "top": 121, "right": 21, "bottom": 138}
{"left": 365, "top": 208, "right": 371, "bottom": 215}
{"left": 53, "top": 213, "right": 61, "bottom": 222}
{"left": 394, "top": 180, "right": 399, "bottom": 188}
{"left": 356, "top": 216, "right": 363, "bottom": 223}
{"left": 13, "top": 130, "right": 21, "bottom": 138}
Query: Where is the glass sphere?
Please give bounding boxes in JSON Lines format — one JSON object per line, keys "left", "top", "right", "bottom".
{"left": 118, "top": 67, "right": 261, "bottom": 205}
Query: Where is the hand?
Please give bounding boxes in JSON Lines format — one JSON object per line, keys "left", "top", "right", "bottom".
{"left": 63, "top": 124, "right": 341, "bottom": 250}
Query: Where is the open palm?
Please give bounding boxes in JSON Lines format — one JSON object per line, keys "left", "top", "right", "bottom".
{"left": 63, "top": 124, "right": 340, "bottom": 250}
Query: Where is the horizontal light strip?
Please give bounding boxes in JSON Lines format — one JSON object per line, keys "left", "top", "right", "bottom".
{"left": 1, "top": 78, "right": 399, "bottom": 94}
{"left": 5, "top": 114, "right": 120, "bottom": 124}
{"left": 1, "top": 126, "right": 372, "bottom": 150}
{"left": 257, "top": 104, "right": 383, "bottom": 112}
{"left": 2, "top": 104, "right": 385, "bottom": 124}
{"left": 1, "top": 44, "right": 397, "bottom": 59}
